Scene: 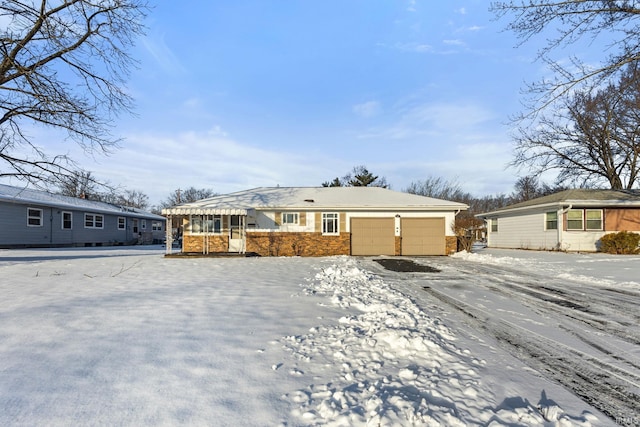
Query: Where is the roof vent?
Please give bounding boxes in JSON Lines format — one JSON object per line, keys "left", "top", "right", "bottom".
{"left": 304, "top": 199, "right": 314, "bottom": 203}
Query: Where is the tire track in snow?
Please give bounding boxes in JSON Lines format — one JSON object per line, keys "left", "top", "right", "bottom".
{"left": 414, "top": 261, "right": 640, "bottom": 426}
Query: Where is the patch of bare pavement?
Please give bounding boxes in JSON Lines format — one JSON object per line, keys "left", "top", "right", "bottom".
{"left": 367, "top": 256, "right": 640, "bottom": 426}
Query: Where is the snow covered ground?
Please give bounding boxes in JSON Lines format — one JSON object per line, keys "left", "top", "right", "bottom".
{"left": 0, "top": 246, "right": 637, "bottom": 426}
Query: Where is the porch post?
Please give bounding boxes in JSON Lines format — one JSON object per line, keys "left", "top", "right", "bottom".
{"left": 165, "top": 214, "right": 173, "bottom": 255}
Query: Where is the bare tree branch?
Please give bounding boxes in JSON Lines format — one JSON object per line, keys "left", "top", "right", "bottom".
{"left": 0, "top": 0, "right": 148, "bottom": 185}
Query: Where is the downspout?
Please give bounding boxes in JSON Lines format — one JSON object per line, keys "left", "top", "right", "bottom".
{"left": 50, "top": 208, "right": 54, "bottom": 245}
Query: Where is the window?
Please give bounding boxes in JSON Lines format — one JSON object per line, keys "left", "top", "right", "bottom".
{"left": 152, "top": 221, "right": 162, "bottom": 231}
{"left": 322, "top": 213, "right": 339, "bottom": 235}
{"left": 27, "top": 208, "right": 43, "bottom": 227}
{"left": 282, "top": 212, "right": 299, "bottom": 225}
{"left": 85, "top": 213, "right": 104, "bottom": 229}
{"left": 567, "top": 209, "right": 603, "bottom": 231}
{"left": 567, "top": 210, "right": 584, "bottom": 230}
{"left": 585, "top": 209, "right": 603, "bottom": 230}
{"left": 490, "top": 218, "right": 498, "bottom": 232}
{"left": 188, "top": 215, "right": 221, "bottom": 234}
{"left": 545, "top": 211, "right": 558, "bottom": 230}
{"left": 62, "top": 212, "right": 72, "bottom": 230}
{"left": 141, "top": 219, "right": 147, "bottom": 230}
{"left": 118, "top": 217, "right": 126, "bottom": 230}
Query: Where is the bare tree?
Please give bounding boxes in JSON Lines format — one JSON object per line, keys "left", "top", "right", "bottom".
{"left": 491, "top": 1, "right": 640, "bottom": 112}
{"left": 56, "top": 170, "right": 99, "bottom": 199}
{"left": 161, "top": 187, "right": 218, "bottom": 208}
{"left": 511, "top": 64, "right": 640, "bottom": 189}
{"left": 0, "top": 0, "right": 148, "bottom": 186}
{"left": 322, "top": 165, "right": 388, "bottom": 188}
{"left": 405, "top": 176, "right": 469, "bottom": 201}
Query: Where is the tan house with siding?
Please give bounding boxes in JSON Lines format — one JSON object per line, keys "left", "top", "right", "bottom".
{"left": 476, "top": 189, "right": 640, "bottom": 252}
{"left": 162, "top": 186, "right": 467, "bottom": 257}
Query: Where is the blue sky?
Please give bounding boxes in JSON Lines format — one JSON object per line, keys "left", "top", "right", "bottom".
{"left": 15, "top": 1, "right": 562, "bottom": 206}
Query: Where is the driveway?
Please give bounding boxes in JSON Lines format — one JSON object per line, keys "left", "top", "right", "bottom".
{"left": 361, "top": 253, "right": 640, "bottom": 425}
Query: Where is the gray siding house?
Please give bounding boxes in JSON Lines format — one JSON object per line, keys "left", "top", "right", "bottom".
{"left": 0, "top": 184, "right": 166, "bottom": 248}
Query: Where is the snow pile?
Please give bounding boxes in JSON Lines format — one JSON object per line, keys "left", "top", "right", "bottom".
{"left": 279, "top": 257, "right": 589, "bottom": 426}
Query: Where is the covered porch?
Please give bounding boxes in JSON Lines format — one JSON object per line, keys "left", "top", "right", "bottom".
{"left": 161, "top": 207, "right": 248, "bottom": 256}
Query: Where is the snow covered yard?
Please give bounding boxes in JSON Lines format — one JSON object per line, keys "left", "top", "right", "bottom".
{"left": 0, "top": 247, "right": 636, "bottom": 426}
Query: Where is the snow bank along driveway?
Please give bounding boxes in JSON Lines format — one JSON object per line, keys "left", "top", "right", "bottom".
{"left": 0, "top": 247, "right": 636, "bottom": 426}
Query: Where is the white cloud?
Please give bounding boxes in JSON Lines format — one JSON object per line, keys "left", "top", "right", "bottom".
{"left": 140, "top": 31, "right": 187, "bottom": 75}
{"left": 443, "top": 39, "right": 465, "bottom": 47}
{"left": 353, "top": 101, "right": 381, "bottom": 118}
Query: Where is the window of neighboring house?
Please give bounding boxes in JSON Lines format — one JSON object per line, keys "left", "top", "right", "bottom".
{"left": 85, "top": 213, "right": 104, "bottom": 229}
{"left": 322, "top": 213, "right": 339, "bottom": 235}
{"left": 141, "top": 219, "right": 147, "bottom": 230}
{"left": 545, "top": 211, "right": 558, "bottom": 230}
{"left": 490, "top": 218, "right": 498, "bottom": 232}
{"left": 567, "top": 209, "right": 584, "bottom": 230}
{"left": 118, "top": 217, "right": 126, "bottom": 230}
{"left": 282, "top": 212, "right": 299, "bottom": 225}
{"left": 27, "top": 208, "right": 43, "bottom": 227}
{"left": 152, "top": 221, "right": 162, "bottom": 231}
{"left": 62, "top": 212, "right": 73, "bottom": 230}
{"left": 585, "top": 209, "right": 603, "bottom": 230}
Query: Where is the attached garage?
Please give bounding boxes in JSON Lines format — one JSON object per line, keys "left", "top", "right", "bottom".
{"left": 401, "top": 217, "right": 446, "bottom": 255}
{"left": 351, "top": 217, "right": 395, "bottom": 256}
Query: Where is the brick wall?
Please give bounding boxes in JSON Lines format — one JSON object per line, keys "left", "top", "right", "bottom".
{"left": 446, "top": 236, "right": 457, "bottom": 255}
{"left": 246, "top": 231, "right": 350, "bottom": 257}
{"left": 183, "top": 235, "right": 228, "bottom": 253}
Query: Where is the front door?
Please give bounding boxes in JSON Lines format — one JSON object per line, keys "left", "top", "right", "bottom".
{"left": 229, "top": 215, "right": 245, "bottom": 252}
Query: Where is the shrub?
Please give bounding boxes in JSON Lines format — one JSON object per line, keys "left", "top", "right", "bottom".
{"left": 599, "top": 231, "right": 640, "bottom": 254}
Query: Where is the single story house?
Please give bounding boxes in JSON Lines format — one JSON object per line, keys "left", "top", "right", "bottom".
{"left": 476, "top": 189, "right": 640, "bottom": 252}
{"left": 0, "top": 183, "right": 166, "bottom": 248}
{"left": 162, "top": 186, "right": 468, "bottom": 257}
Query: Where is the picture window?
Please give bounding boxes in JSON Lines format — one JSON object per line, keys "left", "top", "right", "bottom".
{"left": 322, "top": 213, "right": 339, "bottom": 235}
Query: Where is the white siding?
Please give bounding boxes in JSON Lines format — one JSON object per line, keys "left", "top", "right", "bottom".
{"left": 561, "top": 231, "right": 605, "bottom": 252}
{"left": 487, "top": 210, "right": 559, "bottom": 250}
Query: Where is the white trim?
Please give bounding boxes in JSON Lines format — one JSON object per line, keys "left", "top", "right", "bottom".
{"left": 27, "top": 207, "right": 43, "bottom": 227}
{"left": 322, "top": 212, "right": 339, "bottom": 235}
{"left": 84, "top": 213, "right": 104, "bottom": 229}
{"left": 62, "top": 211, "right": 73, "bottom": 230}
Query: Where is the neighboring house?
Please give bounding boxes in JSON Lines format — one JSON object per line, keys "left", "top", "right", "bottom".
{"left": 476, "top": 189, "right": 640, "bottom": 252}
{"left": 0, "top": 184, "right": 166, "bottom": 248}
{"left": 161, "top": 186, "right": 468, "bottom": 257}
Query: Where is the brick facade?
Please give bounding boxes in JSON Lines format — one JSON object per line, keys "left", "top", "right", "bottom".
{"left": 246, "top": 231, "right": 350, "bottom": 257}
{"left": 446, "top": 236, "right": 457, "bottom": 255}
{"left": 183, "top": 234, "right": 229, "bottom": 253}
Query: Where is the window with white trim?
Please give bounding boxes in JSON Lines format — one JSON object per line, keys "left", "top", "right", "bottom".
{"left": 545, "top": 211, "right": 558, "bottom": 230}
{"left": 282, "top": 212, "right": 299, "bottom": 225}
{"left": 62, "top": 212, "right": 72, "bottom": 230}
{"left": 118, "top": 217, "right": 126, "bottom": 230}
{"left": 141, "top": 219, "right": 147, "bottom": 230}
{"left": 322, "top": 213, "right": 339, "bottom": 235}
{"left": 152, "top": 221, "right": 162, "bottom": 231}
{"left": 85, "top": 213, "right": 104, "bottom": 229}
{"left": 27, "top": 208, "right": 43, "bottom": 227}
{"left": 490, "top": 218, "right": 498, "bottom": 232}
{"left": 567, "top": 209, "right": 583, "bottom": 230}
{"left": 585, "top": 209, "right": 603, "bottom": 230}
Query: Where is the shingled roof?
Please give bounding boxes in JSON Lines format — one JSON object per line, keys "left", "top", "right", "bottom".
{"left": 477, "top": 189, "right": 640, "bottom": 217}
{"left": 162, "top": 186, "right": 468, "bottom": 215}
